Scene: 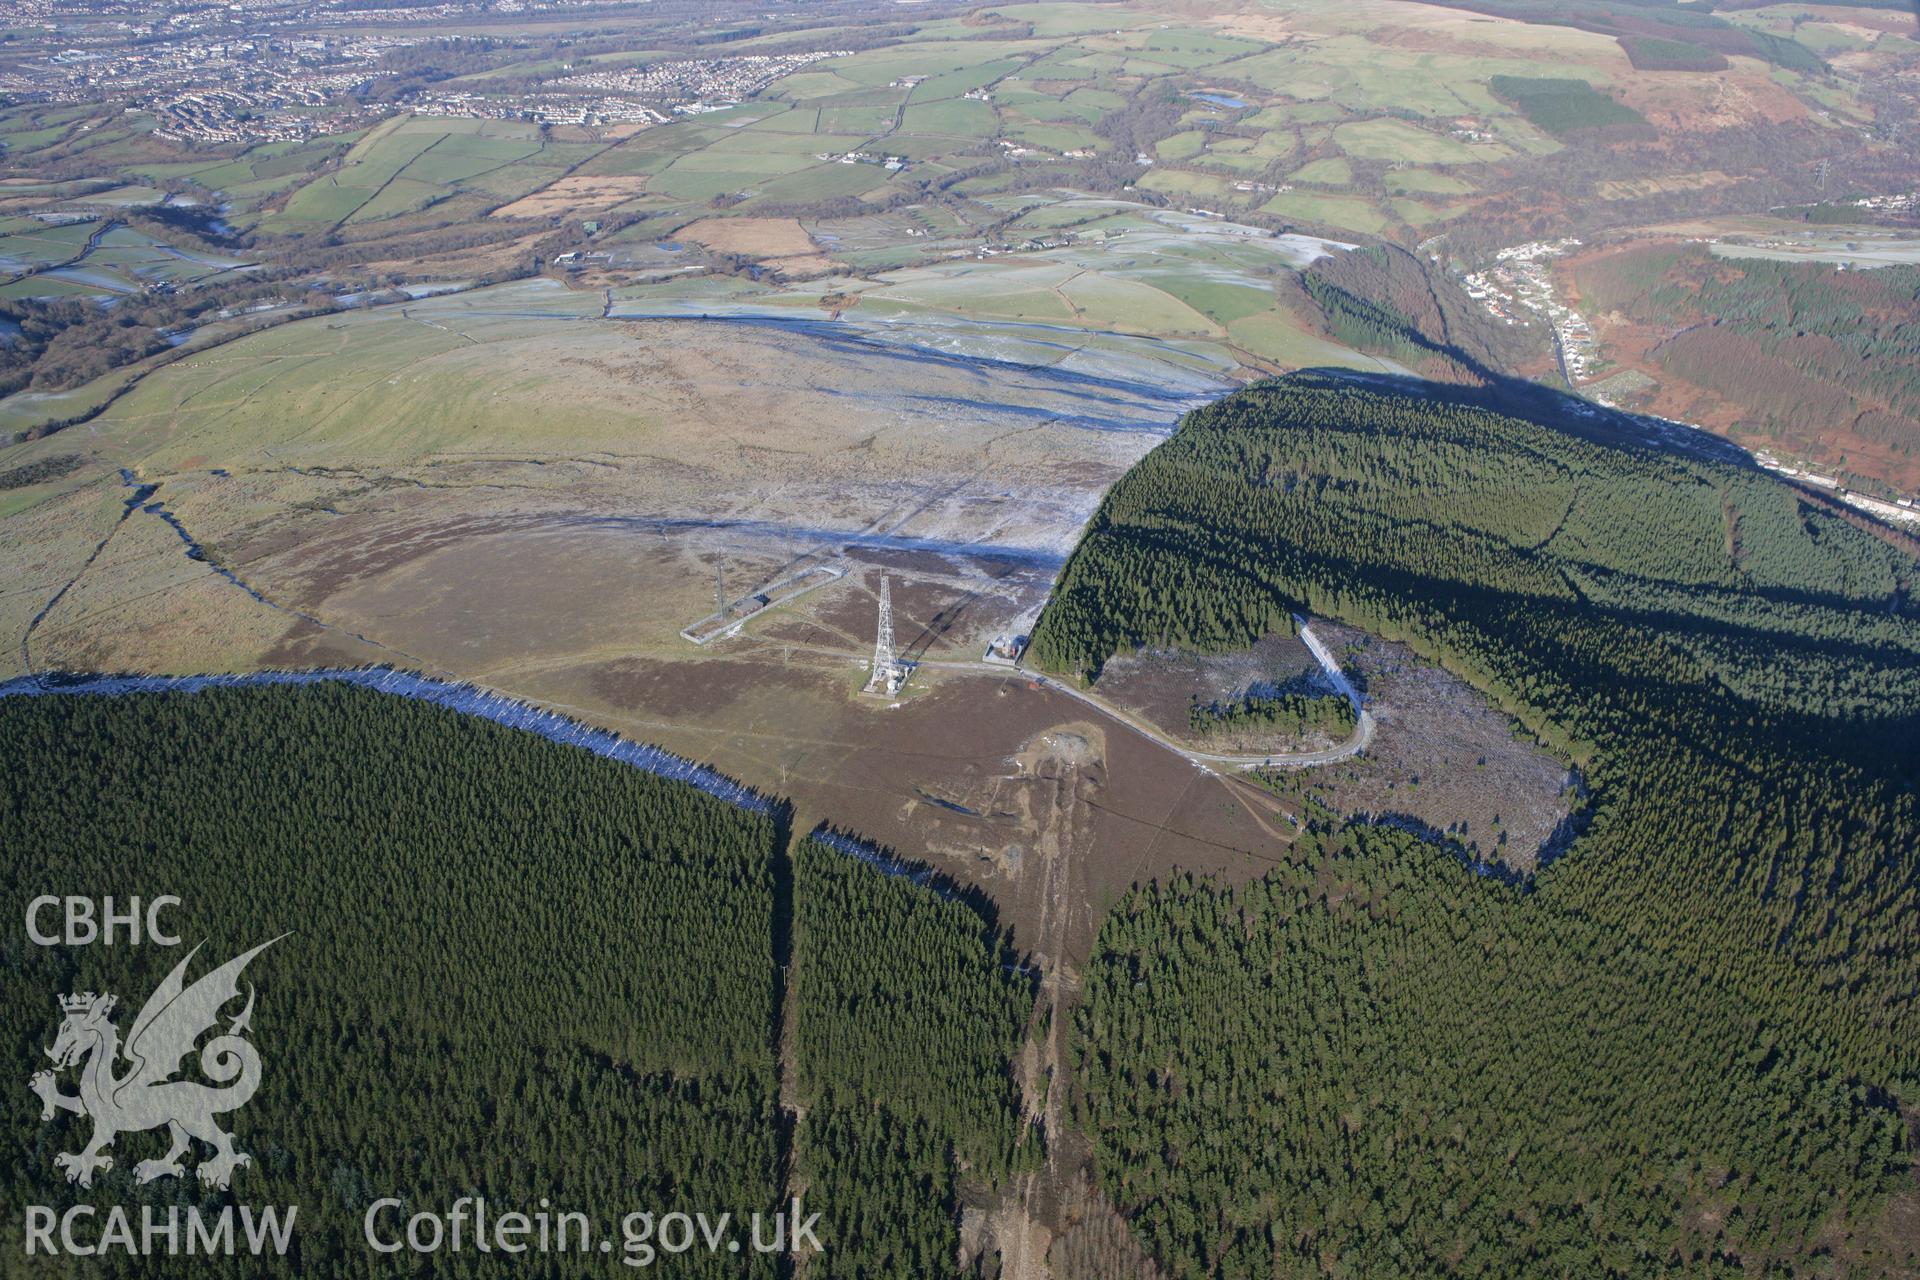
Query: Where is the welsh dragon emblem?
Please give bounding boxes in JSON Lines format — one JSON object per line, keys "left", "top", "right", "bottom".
{"left": 28, "top": 938, "right": 282, "bottom": 1190}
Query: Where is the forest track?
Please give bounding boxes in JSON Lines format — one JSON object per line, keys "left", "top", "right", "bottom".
{"left": 909, "top": 616, "right": 1373, "bottom": 773}
{"left": 989, "top": 725, "right": 1102, "bottom": 1280}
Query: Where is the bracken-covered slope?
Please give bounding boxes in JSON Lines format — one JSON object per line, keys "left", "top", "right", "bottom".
{"left": 1035, "top": 371, "right": 1920, "bottom": 1274}
{"left": 1573, "top": 244, "right": 1920, "bottom": 492}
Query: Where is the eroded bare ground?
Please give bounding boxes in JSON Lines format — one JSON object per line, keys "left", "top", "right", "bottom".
{"left": 552, "top": 655, "right": 1292, "bottom": 958}
{"left": 55, "top": 474, "right": 1291, "bottom": 967}
{"left": 948, "top": 721, "right": 1205, "bottom": 1280}
{"left": 1260, "top": 621, "right": 1579, "bottom": 871}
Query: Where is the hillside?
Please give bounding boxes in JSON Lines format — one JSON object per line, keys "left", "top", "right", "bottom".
{"left": 1291, "top": 243, "right": 1546, "bottom": 383}
{"left": 1033, "top": 371, "right": 1920, "bottom": 1271}
{"left": 0, "top": 683, "right": 1034, "bottom": 1275}
{"left": 1571, "top": 242, "right": 1920, "bottom": 492}
{"left": 0, "top": 0, "right": 1917, "bottom": 1272}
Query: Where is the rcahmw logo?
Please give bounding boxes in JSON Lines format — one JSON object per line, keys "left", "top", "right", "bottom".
{"left": 22, "top": 898, "right": 297, "bottom": 1259}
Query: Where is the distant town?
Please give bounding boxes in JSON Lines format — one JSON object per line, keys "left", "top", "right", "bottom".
{"left": 0, "top": 1, "right": 852, "bottom": 142}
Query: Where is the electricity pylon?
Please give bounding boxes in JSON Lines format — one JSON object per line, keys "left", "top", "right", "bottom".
{"left": 864, "top": 574, "right": 906, "bottom": 696}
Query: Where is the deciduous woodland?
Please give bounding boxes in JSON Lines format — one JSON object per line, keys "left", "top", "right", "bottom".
{"left": 1574, "top": 246, "right": 1920, "bottom": 467}
{"left": 1034, "top": 372, "right": 1919, "bottom": 1275}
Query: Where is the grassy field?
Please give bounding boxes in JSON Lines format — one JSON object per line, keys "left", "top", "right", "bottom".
{"left": 45, "top": 2, "right": 1558, "bottom": 247}
{"left": 0, "top": 270, "right": 1222, "bottom": 688}
{"left": 1260, "top": 190, "right": 1391, "bottom": 236}
{"left": 1290, "top": 157, "right": 1353, "bottom": 186}
{"left": 256, "top": 116, "right": 580, "bottom": 234}
{"left": 0, "top": 0, "right": 1857, "bottom": 269}
{"left": 0, "top": 215, "right": 250, "bottom": 306}
{"left": 1334, "top": 118, "right": 1505, "bottom": 165}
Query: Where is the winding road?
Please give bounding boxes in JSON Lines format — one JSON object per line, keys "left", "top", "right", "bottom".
{"left": 908, "top": 613, "right": 1372, "bottom": 775}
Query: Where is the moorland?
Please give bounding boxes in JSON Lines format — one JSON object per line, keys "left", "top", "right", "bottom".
{"left": 2, "top": 0, "right": 1918, "bottom": 1275}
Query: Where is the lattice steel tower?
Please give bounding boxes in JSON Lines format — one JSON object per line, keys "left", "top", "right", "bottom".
{"left": 864, "top": 574, "right": 905, "bottom": 696}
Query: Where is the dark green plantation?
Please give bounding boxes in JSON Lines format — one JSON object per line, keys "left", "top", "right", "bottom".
{"left": 1077, "top": 832, "right": 1908, "bottom": 1279}
{"left": 791, "top": 837, "right": 1036, "bottom": 1278}
{"left": 0, "top": 685, "right": 1032, "bottom": 1276}
{"left": 1188, "top": 691, "right": 1356, "bottom": 740}
{"left": 791, "top": 837, "right": 1034, "bottom": 1185}
{"left": 0, "top": 683, "right": 784, "bottom": 1277}
{"left": 1488, "top": 75, "right": 1648, "bottom": 135}
{"left": 1034, "top": 372, "right": 1920, "bottom": 1276}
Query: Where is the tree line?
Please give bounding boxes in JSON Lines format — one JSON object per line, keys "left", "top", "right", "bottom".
{"left": 1187, "top": 691, "right": 1354, "bottom": 740}
{"left": 1, "top": 685, "right": 1036, "bottom": 1275}
{"left": 791, "top": 835, "right": 1038, "bottom": 1275}
{"left": 1032, "top": 371, "right": 1920, "bottom": 1272}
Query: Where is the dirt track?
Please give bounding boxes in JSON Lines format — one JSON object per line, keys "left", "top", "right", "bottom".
{"left": 915, "top": 615, "right": 1374, "bottom": 774}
